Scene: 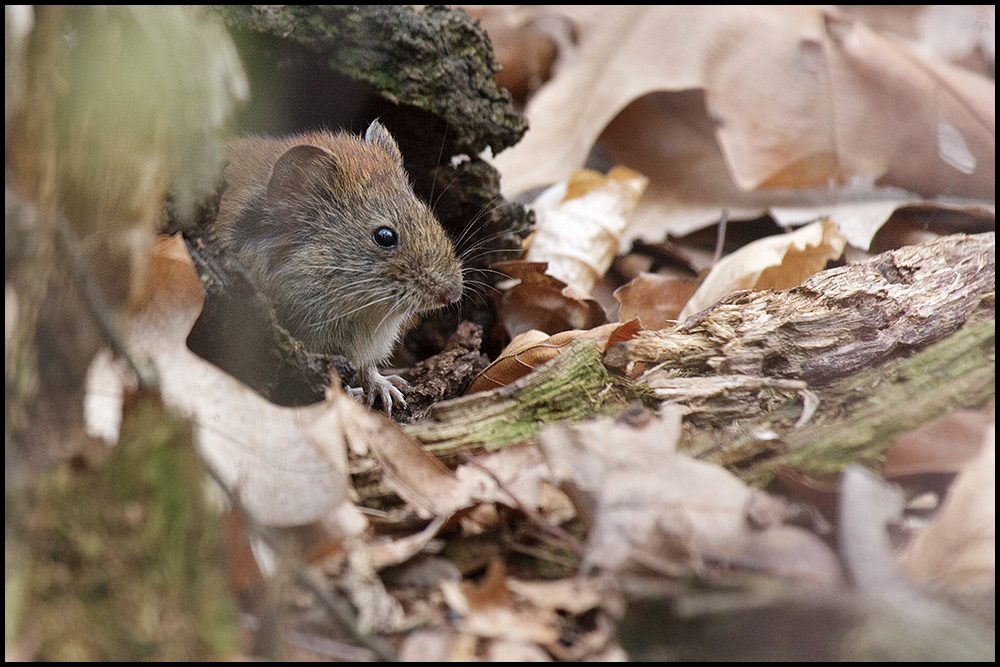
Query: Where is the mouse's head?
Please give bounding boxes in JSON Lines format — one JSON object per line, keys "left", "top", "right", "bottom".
{"left": 252, "top": 121, "right": 463, "bottom": 363}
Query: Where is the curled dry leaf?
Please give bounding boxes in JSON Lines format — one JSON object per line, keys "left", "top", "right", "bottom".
{"left": 441, "top": 558, "right": 617, "bottom": 658}
{"left": 614, "top": 272, "right": 700, "bottom": 331}
{"left": 488, "top": 6, "right": 994, "bottom": 245}
{"left": 601, "top": 94, "right": 995, "bottom": 249}
{"left": 769, "top": 196, "right": 995, "bottom": 252}
{"left": 467, "top": 320, "right": 640, "bottom": 394}
{"left": 330, "top": 384, "right": 472, "bottom": 520}
{"left": 442, "top": 559, "right": 561, "bottom": 646}
{"left": 122, "top": 235, "right": 355, "bottom": 529}
{"left": 898, "top": 429, "right": 995, "bottom": 593}
{"left": 492, "top": 260, "right": 607, "bottom": 340}
{"left": 525, "top": 166, "right": 649, "bottom": 294}
{"left": 678, "top": 219, "right": 846, "bottom": 320}
{"left": 838, "top": 465, "right": 912, "bottom": 593}
{"left": 538, "top": 405, "right": 841, "bottom": 582}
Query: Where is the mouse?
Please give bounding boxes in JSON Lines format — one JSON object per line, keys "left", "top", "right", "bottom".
{"left": 214, "top": 120, "right": 463, "bottom": 411}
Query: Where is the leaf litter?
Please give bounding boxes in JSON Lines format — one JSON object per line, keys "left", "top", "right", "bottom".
{"left": 25, "top": 4, "right": 996, "bottom": 661}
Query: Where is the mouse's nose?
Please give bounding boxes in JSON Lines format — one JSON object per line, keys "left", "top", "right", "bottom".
{"left": 439, "top": 284, "right": 462, "bottom": 305}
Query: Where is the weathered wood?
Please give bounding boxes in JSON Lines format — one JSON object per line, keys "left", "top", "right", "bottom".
{"left": 629, "top": 232, "right": 995, "bottom": 386}
{"left": 406, "top": 341, "right": 641, "bottom": 458}
{"left": 774, "top": 318, "right": 994, "bottom": 474}
{"left": 214, "top": 5, "right": 526, "bottom": 156}
{"left": 407, "top": 233, "right": 995, "bottom": 465}
{"left": 680, "top": 318, "right": 994, "bottom": 481}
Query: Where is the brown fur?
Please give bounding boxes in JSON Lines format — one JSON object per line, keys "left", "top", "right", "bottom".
{"left": 215, "top": 122, "right": 462, "bottom": 369}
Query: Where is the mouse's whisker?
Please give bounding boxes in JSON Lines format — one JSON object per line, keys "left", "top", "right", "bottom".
{"left": 306, "top": 292, "right": 397, "bottom": 329}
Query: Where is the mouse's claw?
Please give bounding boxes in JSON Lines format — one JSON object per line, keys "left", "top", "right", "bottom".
{"left": 361, "top": 366, "right": 408, "bottom": 413}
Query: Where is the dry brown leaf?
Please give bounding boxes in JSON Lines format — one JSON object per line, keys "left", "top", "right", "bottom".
{"left": 334, "top": 387, "right": 472, "bottom": 519}
{"left": 678, "top": 219, "right": 846, "bottom": 320}
{"left": 442, "top": 558, "right": 561, "bottom": 645}
{"left": 614, "top": 273, "right": 700, "bottom": 330}
{"left": 602, "top": 94, "right": 994, "bottom": 249}
{"left": 487, "top": 6, "right": 994, "bottom": 246}
{"left": 467, "top": 321, "right": 638, "bottom": 393}
{"left": 493, "top": 6, "right": 993, "bottom": 197}
{"left": 493, "top": 260, "right": 607, "bottom": 340}
{"left": 439, "top": 559, "right": 618, "bottom": 659}
{"left": 883, "top": 408, "right": 995, "bottom": 478}
{"left": 898, "top": 429, "right": 995, "bottom": 593}
{"left": 539, "top": 405, "right": 841, "bottom": 582}
{"left": 525, "top": 166, "right": 649, "bottom": 294}
{"left": 121, "top": 235, "right": 356, "bottom": 529}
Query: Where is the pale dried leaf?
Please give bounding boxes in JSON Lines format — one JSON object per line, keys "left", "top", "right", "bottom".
{"left": 600, "top": 93, "right": 994, "bottom": 249}
{"left": 525, "top": 167, "right": 648, "bottom": 294}
{"left": 484, "top": 639, "right": 553, "bottom": 662}
{"left": 837, "top": 5, "right": 995, "bottom": 76}
{"left": 398, "top": 630, "right": 459, "bottom": 663}
{"left": 487, "top": 6, "right": 994, "bottom": 247}
{"left": 453, "top": 443, "right": 550, "bottom": 510}
{"left": 340, "top": 547, "right": 405, "bottom": 635}
{"left": 838, "top": 465, "right": 911, "bottom": 593}
{"left": 334, "top": 387, "right": 472, "bottom": 519}
{"left": 125, "top": 235, "right": 352, "bottom": 528}
{"left": 866, "top": 202, "right": 994, "bottom": 253}
{"left": 367, "top": 515, "right": 455, "bottom": 571}
{"left": 899, "top": 430, "right": 995, "bottom": 593}
{"left": 769, "top": 196, "right": 994, "bottom": 251}
{"left": 494, "top": 6, "right": 993, "bottom": 197}
{"left": 538, "top": 405, "right": 840, "bottom": 582}
{"left": 678, "top": 219, "right": 846, "bottom": 320}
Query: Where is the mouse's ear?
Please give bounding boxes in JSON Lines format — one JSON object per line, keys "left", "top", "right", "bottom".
{"left": 266, "top": 144, "right": 337, "bottom": 207}
{"left": 365, "top": 120, "right": 403, "bottom": 164}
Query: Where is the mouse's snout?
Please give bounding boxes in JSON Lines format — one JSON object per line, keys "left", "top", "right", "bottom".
{"left": 438, "top": 284, "right": 462, "bottom": 306}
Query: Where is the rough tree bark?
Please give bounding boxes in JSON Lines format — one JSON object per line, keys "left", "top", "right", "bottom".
{"left": 629, "top": 232, "right": 995, "bottom": 385}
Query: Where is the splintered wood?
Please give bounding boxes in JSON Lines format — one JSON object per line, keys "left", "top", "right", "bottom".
{"left": 631, "top": 232, "right": 995, "bottom": 388}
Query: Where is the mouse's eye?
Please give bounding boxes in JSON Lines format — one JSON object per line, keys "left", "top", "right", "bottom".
{"left": 372, "top": 226, "right": 398, "bottom": 249}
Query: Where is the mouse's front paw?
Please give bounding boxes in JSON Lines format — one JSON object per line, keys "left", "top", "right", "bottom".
{"left": 361, "top": 366, "right": 409, "bottom": 413}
